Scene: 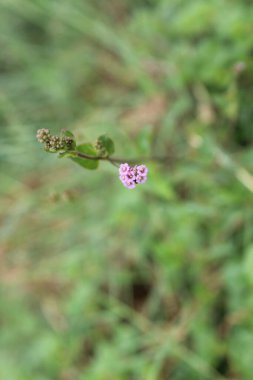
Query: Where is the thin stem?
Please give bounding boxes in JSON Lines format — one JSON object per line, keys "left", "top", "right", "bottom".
{"left": 72, "top": 151, "right": 173, "bottom": 166}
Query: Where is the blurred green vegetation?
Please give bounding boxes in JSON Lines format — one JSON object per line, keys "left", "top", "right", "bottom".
{"left": 1, "top": 1, "right": 253, "bottom": 379}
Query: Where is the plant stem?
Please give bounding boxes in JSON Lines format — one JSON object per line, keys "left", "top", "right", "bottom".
{"left": 73, "top": 151, "right": 172, "bottom": 166}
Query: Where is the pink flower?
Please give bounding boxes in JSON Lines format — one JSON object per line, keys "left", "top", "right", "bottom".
{"left": 119, "top": 163, "right": 148, "bottom": 189}
{"left": 137, "top": 165, "right": 148, "bottom": 176}
{"left": 119, "top": 163, "right": 129, "bottom": 175}
{"left": 136, "top": 175, "right": 147, "bottom": 184}
{"left": 123, "top": 179, "right": 136, "bottom": 189}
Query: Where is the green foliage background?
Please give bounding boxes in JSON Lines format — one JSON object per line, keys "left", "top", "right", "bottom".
{"left": 1, "top": 1, "right": 253, "bottom": 379}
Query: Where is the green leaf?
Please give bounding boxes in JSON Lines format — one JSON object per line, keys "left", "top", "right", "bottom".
{"left": 97, "top": 135, "right": 115, "bottom": 156}
{"left": 61, "top": 129, "right": 75, "bottom": 139}
{"left": 71, "top": 143, "right": 99, "bottom": 170}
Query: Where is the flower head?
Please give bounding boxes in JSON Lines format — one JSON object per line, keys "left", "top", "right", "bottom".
{"left": 119, "top": 163, "right": 148, "bottom": 189}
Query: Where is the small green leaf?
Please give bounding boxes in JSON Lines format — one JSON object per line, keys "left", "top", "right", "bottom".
{"left": 71, "top": 143, "right": 99, "bottom": 170}
{"left": 61, "top": 129, "right": 75, "bottom": 139}
{"left": 97, "top": 135, "right": 115, "bottom": 156}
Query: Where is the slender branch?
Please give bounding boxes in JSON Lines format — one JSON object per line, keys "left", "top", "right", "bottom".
{"left": 73, "top": 151, "right": 173, "bottom": 166}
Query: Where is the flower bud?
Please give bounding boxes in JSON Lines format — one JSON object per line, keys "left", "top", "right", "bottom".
{"left": 36, "top": 128, "right": 51, "bottom": 143}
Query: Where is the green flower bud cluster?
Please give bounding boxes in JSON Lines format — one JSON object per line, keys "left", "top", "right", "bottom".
{"left": 36, "top": 129, "right": 75, "bottom": 152}
{"left": 63, "top": 136, "right": 75, "bottom": 149}
{"left": 95, "top": 139, "right": 107, "bottom": 157}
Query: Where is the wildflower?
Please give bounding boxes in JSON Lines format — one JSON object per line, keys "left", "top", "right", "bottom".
{"left": 119, "top": 163, "right": 129, "bottom": 175}
{"left": 136, "top": 175, "right": 147, "bottom": 184}
{"left": 137, "top": 164, "right": 148, "bottom": 176}
{"left": 123, "top": 179, "right": 136, "bottom": 189}
{"left": 119, "top": 163, "right": 148, "bottom": 189}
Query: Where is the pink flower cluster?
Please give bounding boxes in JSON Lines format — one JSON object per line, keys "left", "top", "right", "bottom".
{"left": 119, "top": 163, "right": 148, "bottom": 189}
